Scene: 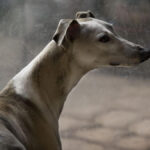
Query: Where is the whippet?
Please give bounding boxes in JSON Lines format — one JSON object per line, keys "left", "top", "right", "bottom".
{"left": 0, "top": 11, "right": 149, "bottom": 150}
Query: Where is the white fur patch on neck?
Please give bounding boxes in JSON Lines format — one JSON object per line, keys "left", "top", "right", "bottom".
{"left": 12, "top": 62, "right": 34, "bottom": 99}
{"left": 12, "top": 41, "right": 56, "bottom": 100}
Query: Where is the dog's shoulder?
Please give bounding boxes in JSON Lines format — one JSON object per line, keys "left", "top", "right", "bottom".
{"left": 0, "top": 82, "right": 39, "bottom": 112}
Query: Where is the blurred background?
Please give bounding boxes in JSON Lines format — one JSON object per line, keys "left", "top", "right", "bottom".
{"left": 0, "top": 0, "right": 150, "bottom": 150}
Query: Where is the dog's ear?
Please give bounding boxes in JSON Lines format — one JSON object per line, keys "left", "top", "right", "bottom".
{"left": 53, "top": 19, "right": 80, "bottom": 46}
{"left": 53, "top": 19, "right": 70, "bottom": 46}
{"left": 76, "top": 10, "right": 95, "bottom": 19}
{"left": 66, "top": 20, "right": 80, "bottom": 42}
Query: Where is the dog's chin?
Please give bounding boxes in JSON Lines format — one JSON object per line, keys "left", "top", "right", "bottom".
{"left": 109, "top": 62, "right": 120, "bottom": 66}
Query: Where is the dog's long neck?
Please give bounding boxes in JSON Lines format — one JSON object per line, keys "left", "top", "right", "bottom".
{"left": 12, "top": 41, "right": 86, "bottom": 120}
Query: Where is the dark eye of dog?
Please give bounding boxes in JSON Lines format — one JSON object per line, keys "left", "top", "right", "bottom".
{"left": 99, "top": 35, "right": 110, "bottom": 43}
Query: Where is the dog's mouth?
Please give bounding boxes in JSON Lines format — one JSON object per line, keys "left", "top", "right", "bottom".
{"left": 109, "top": 62, "right": 120, "bottom": 66}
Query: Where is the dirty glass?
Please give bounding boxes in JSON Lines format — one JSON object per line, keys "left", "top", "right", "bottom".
{"left": 0, "top": 0, "right": 150, "bottom": 150}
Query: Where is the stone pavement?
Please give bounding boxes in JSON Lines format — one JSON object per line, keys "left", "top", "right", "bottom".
{"left": 59, "top": 72, "right": 150, "bottom": 150}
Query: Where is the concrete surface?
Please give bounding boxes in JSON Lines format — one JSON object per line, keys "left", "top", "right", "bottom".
{"left": 59, "top": 71, "right": 150, "bottom": 150}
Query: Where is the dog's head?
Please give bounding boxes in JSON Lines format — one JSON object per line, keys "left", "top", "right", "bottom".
{"left": 53, "top": 11, "right": 150, "bottom": 69}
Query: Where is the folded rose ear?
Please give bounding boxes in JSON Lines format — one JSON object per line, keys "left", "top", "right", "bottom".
{"left": 53, "top": 19, "right": 80, "bottom": 46}
{"left": 76, "top": 10, "right": 95, "bottom": 19}
{"left": 66, "top": 20, "right": 80, "bottom": 42}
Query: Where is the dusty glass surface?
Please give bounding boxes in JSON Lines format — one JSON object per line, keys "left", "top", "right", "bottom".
{"left": 0, "top": 0, "right": 150, "bottom": 149}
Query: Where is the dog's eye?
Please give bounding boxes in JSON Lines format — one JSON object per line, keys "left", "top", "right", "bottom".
{"left": 99, "top": 35, "right": 110, "bottom": 43}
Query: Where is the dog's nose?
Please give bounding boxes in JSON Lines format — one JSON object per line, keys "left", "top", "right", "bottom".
{"left": 139, "top": 49, "right": 150, "bottom": 63}
{"left": 135, "top": 45, "right": 150, "bottom": 63}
